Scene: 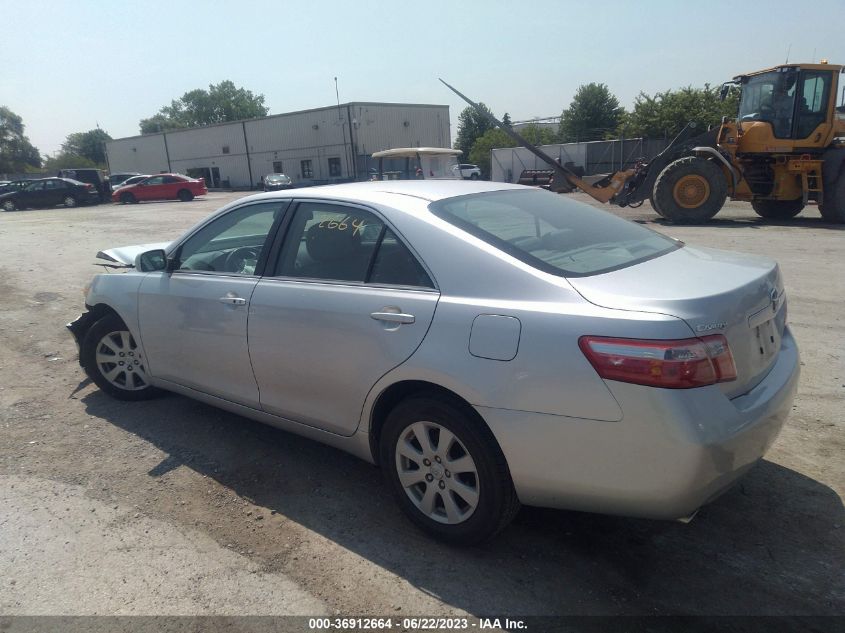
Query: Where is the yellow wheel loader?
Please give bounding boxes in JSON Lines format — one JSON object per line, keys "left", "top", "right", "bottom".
{"left": 441, "top": 62, "right": 845, "bottom": 223}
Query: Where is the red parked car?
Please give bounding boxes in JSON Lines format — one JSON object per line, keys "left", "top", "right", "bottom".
{"left": 112, "top": 174, "right": 207, "bottom": 204}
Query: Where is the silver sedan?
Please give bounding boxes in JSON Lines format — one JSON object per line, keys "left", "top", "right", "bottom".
{"left": 68, "top": 181, "right": 799, "bottom": 543}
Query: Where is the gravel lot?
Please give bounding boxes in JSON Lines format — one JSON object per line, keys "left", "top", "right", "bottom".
{"left": 0, "top": 191, "right": 842, "bottom": 618}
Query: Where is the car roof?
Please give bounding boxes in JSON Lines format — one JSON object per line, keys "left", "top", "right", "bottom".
{"left": 262, "top": 180, "right": 523, "bottom": 204}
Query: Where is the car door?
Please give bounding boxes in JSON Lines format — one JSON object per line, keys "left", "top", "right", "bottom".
{"left": 19, "top": 181, "right": 46, "bottom": 207}
{"left": 248, "top": 200, "right": 440, "bottom": 436}
{"left": 161, "top": 175, "right": 182, "bottom": 199}
{"left": 139, "top": 175, "right": 165, "bottom": 200}
{"left": 137, "top": 200, "right": 288, "bottom": 407}
{"left": 42, "top": 179, "right": 66, "bottom": 206}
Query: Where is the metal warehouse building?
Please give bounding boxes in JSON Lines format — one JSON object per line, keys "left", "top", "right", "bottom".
{"left": 105, "top": 102, "right": 451, "bottom": 189}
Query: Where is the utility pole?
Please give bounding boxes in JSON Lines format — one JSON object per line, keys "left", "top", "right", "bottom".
{"left": 335, "top": 77, "right": 351, "bottom": 180}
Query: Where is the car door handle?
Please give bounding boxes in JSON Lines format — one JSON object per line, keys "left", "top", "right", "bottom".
{"left": 370, "top": 311, "right": 415, "bottom": 324}
{"left": 219, "top": 296, "right": 246, "bottom": 306}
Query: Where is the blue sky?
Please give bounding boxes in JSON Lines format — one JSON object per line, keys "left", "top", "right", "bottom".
{"left": 1, "top": 0, "right": 842, "bottom": 156}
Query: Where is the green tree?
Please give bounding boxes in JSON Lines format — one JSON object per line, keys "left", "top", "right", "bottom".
{"left": 518, "top": 122, "right": 558, "bottom": 145}
{"left": 468, "top": 128, "right": 517, "bottom": 179}
{"left": 140, "top": 80, "right": 269, "bottom": 134}
{"left": 558, "top": 83, "right": 624, "bottom": 142}
{"left": 501, "top": 112, "right": 512, "bottom": 128}
{"left": 455, "top": 103, "right": 494, "bottom": 161}
{"left": 61, "top": 128, "right": 112, "bottom": 165}
{"left": 620, "top": 84, "right": 740, "bottom": 138}
{"left": 0, "top": 106, "right": 42, "bottom": 172}
{"left": 42, "top": 153, "right": 98, "bottom": 171}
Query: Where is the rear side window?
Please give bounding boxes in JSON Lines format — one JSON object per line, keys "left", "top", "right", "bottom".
{"left": 275, "top": 203, "right": 433, "bottom": 288}
{"left": 430, "top": 189, "right": 680, "bottom": 277}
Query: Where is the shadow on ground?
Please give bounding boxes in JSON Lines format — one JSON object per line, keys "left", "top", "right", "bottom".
{"left": 82, "top": 388, "right": 844, "bottom": 616}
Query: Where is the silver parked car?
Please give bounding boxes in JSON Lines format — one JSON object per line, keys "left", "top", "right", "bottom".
{"left": 68, "top": 181, "right": 799, "bottom": 543}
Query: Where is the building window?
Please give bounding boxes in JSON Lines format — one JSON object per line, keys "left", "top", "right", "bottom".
{"left": 222, "top": 145, "right": 230, "bottom": 154}
{"left": 328, "top": 157, "right": 342, "bottom": 178}
{"left": 272, "top": 161, "right": 283, "bottom": 174}
{"left": 301, "top": 160, "right": 313, "bottom": 179}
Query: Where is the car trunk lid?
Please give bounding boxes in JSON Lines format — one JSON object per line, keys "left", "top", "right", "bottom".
{"left": 568, "top": 245, "right": 786, "bottom": 398}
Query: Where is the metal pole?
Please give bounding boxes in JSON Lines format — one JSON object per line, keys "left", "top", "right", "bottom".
{"left": 335, "top": 77, "right": 350, "bottom": 179}
{"left": 162, "top": 132, "right": 172, "bottom": 173}
{"left": 242, "top": 121, "right": 254, "bottom": 189}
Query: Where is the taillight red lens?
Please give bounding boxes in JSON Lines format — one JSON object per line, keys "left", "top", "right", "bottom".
{"left": 578, "top": 334, "right": 737, "bottom": 389}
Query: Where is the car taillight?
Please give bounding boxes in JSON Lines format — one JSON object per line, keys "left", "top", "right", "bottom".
{"left": 578, "top": 334, "right": 737, "bottom": 389}
{"left": 85, "top": 184, "right": 93, "bottom": 190}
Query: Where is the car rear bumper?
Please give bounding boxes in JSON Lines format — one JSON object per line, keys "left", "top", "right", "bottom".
{"left": 478, "top": 326, "right": 800, "bottom": 520}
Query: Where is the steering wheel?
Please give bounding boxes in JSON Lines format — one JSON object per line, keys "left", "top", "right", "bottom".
{"left": 224, "top": 246, "right": 260, "bottom": 274}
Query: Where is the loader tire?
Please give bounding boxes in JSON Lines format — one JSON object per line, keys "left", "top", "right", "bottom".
{"left": 819, "top": 171, "right": 845, "bottom": 224}
{"left": 653, "top": 157, "right": 727, "bottom": 224}
{"left": 751, "top": 199, "right": 804, "bottom": 220}
{"left": 649, "top": 195, "right": 666, "bottom": 218}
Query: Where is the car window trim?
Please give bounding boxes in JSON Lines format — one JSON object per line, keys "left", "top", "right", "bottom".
{"left": 256, "top": 275, "right": 439, "bottom": 294}
{"left": 170, "top": 199, "right": 292, "bottom": 278}
{"left": 268, "top": 198, "right": 438, "bottom": 290}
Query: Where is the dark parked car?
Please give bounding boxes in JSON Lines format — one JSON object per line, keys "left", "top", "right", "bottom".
{"left": 57, "top": 168, "right": 110, "bottom": 202}
{"left": 0, "top": 178, "right": 100, "bottom": 211}
{"left": 262, "top": 173, "right": 293, "bottom": 191}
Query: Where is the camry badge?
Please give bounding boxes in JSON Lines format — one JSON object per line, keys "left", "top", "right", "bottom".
{"left": 695, "top": 322, "right": 726, "bottom": 332}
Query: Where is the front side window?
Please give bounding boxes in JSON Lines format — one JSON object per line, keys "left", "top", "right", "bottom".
{"left": 24, "top": 181, "right": 44, "bottom": 192}
{"left": 739, "top": 70, "right": 797, "bottom": 138}
{"left": 430, "top": 189, "right": 679, "bottom": 277}
{"left": 301, "top": 160, "right": 313, "bottom": 179}
{"left": 145, "top": 176, "right": 165, "bottom": 186}
{"left": 275, "top": 202, "right": 432, "bottom": 287}
{"left": 176, "top": 202, "right": 283, "bottom": 275}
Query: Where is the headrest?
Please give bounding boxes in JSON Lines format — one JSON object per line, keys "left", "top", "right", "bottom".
{"left": 306, "top": 220, "right": 361, "bottom": 262}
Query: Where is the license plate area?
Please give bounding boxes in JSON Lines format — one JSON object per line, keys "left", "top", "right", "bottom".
{"left": 754, "top": 316, "right": 780, "bottom": 361}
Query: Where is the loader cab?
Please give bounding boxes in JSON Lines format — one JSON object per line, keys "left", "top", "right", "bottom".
{"left": 735, "top": 64, "right": 841, "bottom": 146}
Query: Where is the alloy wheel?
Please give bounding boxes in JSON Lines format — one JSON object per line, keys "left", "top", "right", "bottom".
{"left": 95, "top": 330, "right": 149, "bottom": 391}
{"left": 394, "top": 421, "right": 480, "bottom": 524}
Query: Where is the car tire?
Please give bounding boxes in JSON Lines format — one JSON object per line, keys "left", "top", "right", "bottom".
{"left": 653, "top": 157, "right": 727, "bottom": 224}
{"left": 120, "top": 192, "right": 136, "bottom": 205}
{"left": 63, "top": 195, "right": 78, "bottom": 208}
{"left": 751, "top": 198, "right": 804, "bottom": 220}
{"left": 81, "top": 314, "right": 160, "bottom": 401}
{"left": 470, "top": 173, "right": 479, "bottom": 180}
{"left": 178, "top": 189, "right": 194, "bottom": 202}
{"left": 1, "top": 199, "right": 17, "bottom": 212}
{"left": 380, "top": 394, "right": 520, "bottom": 544}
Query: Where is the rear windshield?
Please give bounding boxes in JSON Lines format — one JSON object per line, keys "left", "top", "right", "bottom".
{"left": 429, "top": 189, "right": 680, "bottom": 277}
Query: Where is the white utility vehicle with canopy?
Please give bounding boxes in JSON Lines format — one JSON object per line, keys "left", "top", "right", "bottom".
{"left": 372, "top": 147, "right": 462, "bottom": 180}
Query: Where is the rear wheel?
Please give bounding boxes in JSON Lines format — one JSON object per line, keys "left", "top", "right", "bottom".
{"left": 653, "top": 157, "right": 728, "bottom": 224}
{"left": 178, "top": 189, "right": 194, "bottom": 202}
{"left": 2, "top": 199, "right": 17, "bottom": 212}
{"left": 380, "top": 394, "right": 520, "bottom": 544}
{"left": 120, "top": 192, "right": 136, "bottom": 204}
{"left": 819, "top": 171, "right": 845, "bottom": 223}
{"left": 751, "top": 198, "right": 804, "bottom": 220}
{"left": 470, "top": 173, "right": 479, "bottom": 180}
{"left": 63, "top": 195, "right": 78, "bottom": 208}
{"left": 81, "top": 314, "right": 159, "bottom": 401}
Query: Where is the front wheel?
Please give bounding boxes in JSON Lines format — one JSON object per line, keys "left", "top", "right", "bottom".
{"left": 178, "top": 189, "right": 194, "bottom": 202}
{"left": 81, "top": 314, "right": 160, "bottom": 401}
{"left": 469, "top": 173, "right": 479, "bottom": 180}
{"left": 2, "top": 199, "right": 17, "bottom": 212}
{"left": 120, "top": 192, "right": 136, "bottom": 204}
{"left": 653, "top": 157, "right": 728, "bottom": 224}
{"left": 751, "top": 199, "right": 804, "bottom": 220}
{"left": 380, "top": 394, "right": 519, "bottom": 544}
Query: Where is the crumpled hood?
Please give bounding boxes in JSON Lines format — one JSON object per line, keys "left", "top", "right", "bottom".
{"left": 96, "top": 242, "right": 170, "bottom": 266}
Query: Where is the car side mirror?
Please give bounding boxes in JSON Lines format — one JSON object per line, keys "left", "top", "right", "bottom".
{"left": 135, "top": 249, "right": 169, "bottom": 272}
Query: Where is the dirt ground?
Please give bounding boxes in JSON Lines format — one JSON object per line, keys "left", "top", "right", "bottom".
{"left": 0, "top": 190, "right": 842, "bottom": 619}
